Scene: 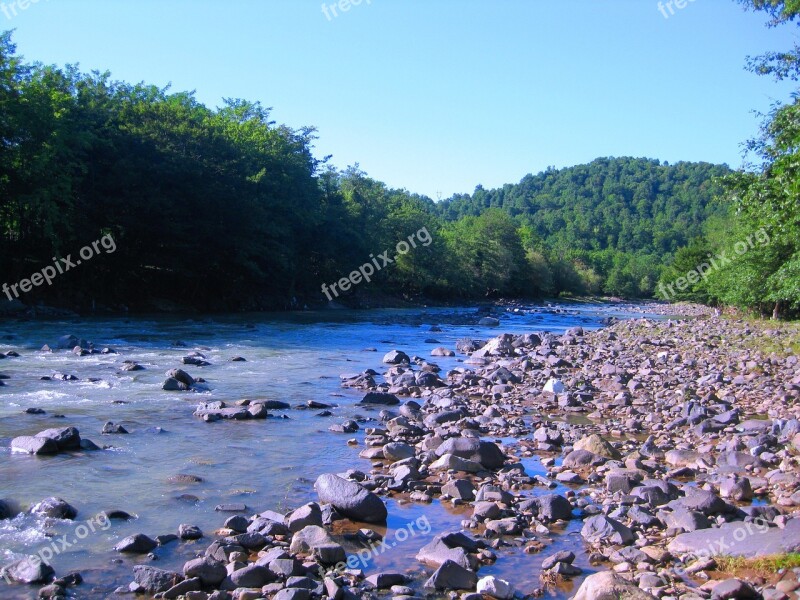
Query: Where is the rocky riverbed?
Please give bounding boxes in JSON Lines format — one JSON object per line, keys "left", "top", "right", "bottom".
{"left": 2, "top": 305, "right": 800, "bottom": 600}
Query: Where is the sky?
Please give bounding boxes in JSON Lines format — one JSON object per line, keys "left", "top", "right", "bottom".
{"left": 3, "top": 0, "right": 798, "bottom": 199}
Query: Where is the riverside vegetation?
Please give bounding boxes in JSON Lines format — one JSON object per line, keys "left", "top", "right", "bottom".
{"left": 0, "top": 3, "right": 798, "bottom": 316}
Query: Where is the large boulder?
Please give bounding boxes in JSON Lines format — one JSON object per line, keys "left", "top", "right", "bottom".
{"left": 572, "top": 571, "right": 657, "bottom": 600}
{"left": 11, "top": 436, "right": 59, "bottom": 455}
{"left": 668, "top": 518, "right": 800, "bottom": 558}
{"left": 383, "top": 350, "right": 410, "bottom": 364}
{"left": 314, "top": 474, "right": 387, "bottom": 523}
{"left": 35, "top": 427, "right": 81, "bottom": 451}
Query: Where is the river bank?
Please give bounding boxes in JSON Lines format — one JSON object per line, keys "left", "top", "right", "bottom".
{"left": 1, "top": 304, "right": 799, "bottom": 600}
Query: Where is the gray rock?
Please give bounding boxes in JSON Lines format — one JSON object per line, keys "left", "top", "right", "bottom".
{"left": 31, "top": 497, "right": 77, "bottom": 520}
{"left": 314, "top": 474, "right": 387, "bottom": 523}
{"left": 0, "top": 499, "right": 12, "bottom": 519}
{"left": 519, "top": 494, "right": 573, "bottom": 521}
{"left": 183, "top": 557, "right": 227, "bottom": 586}
{"left": 424, "top": 559, "right": 477, "bottom": 591}
{"left": 114, "top": 533, "right": 158, "bottom": 553}
{"left": 34, "top": 427, "right": 81, "bottom": 450}
{"left": 227, "top": 564, "right": 273, "bottom": 587}
{"left": 0, "top": 557, "right": 55, "bottom": 584}
{"left": 286, "top": 503, "right": 323, "bottom": 533}
{"left": 273, "top": 589, "right": 311, "bottom": 600}
{"left": 541, "top": 550, "right": 575, "bottom": 570}
{"left": 383, "top": 350, "right": 410, "bottom": 364}
{"left": 289, "top": 526, "right": 346, "bottom": 564}
{"left": 383, "top": 442, "right": 416, "bottom": 462}
{"left": 581, "top": 514, "right": 634, "bottom": 545}
{"left": 11, "top": 436, "right": 59, "bottom": 455}
{"left": 365, "top": 573, "right": 407, "bottom": 589}
{"left": 360, "top": 391, "right": 400, "bottom": 405}
{"left": 711, "top": 578, "right": 762, "bottom": 600}
{"left": 163, "top": 577, "right": 202, "bottom": 599}
{"left": 668, "top": 518, "right": 800, "bottom": 558}
{"left": 571, "top": 571, "right": 657, "bottom": 600}
{"left": 132, "top": 565, "right": 184, "bottom": 594}
{"left": 442, "top": 479, "right": 476, "bottom": 501}
{"left": 178, "top": 524, "right": 203, "bottom": 540}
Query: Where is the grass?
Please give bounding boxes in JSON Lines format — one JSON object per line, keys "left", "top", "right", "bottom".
{"left": 714, "top": 553, "right": 800, "bottom": 578}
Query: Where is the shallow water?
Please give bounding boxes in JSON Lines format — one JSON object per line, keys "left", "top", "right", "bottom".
{"left": 0, "top": 304, "right": 642, "bottom": 598}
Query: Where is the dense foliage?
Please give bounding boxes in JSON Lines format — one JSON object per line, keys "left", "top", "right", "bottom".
{"left": 0, "top": 31, "right": 736, "bottom": 311}
{"left": 656, "top": 1, "right": 800, "bottom": 317}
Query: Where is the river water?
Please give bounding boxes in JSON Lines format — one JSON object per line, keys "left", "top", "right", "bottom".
{"left": 0, "top": 303, "right": 646, "bottom": 599}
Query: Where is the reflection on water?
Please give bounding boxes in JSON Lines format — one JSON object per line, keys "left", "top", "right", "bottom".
{"left": 0, "top": 304, "right": 642, "bottom": 598}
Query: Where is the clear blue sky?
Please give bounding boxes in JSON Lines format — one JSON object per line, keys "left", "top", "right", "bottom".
{"left": 3, "top": 0, "right": 797, "bottom": 198}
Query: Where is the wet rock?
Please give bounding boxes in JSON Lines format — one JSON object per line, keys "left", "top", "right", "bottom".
{"left": 102, "top": 422, "right": 128, "bottom": 434}
{"left": 541, "top": 550, "right": 575, "bottom": 570}
{"left": 431, "top": 347, "right": 455, "bottom": 357}
{"left": 314, "top": 474, "right": 387, "bottom": 523}
{"left": 572, "top": 571, "right": 657, "bottom": 600}
{"left": 178, "top": 524, "right": 203, "bottom": 540}
{"left": 132, "top": 565, "right": 184, "bottom": 594}
{"left": 289, "top": 526, "right": 345, "bottom": 564}
{"left": 37, "top": 583, "right": 66, "bottom": 599}
{"left": 31, "top": 497, "right": 77, "bottom": 520}
{"left": 34, "top": 427, "right": 81, "bottom": 451}
{"left": 115, "top": 533, "right": 158, "bottom": 553}
{"left": 0, "top": 499, "right": 12, "bottom": 519}
{"left": 424, "top": 559, "right": 477, "bottom": 591}
{"left": 1, "top": 557, "right": 55, "bottom": 584}
{"left": 11, "top": 436, "right": 59, "bottom": 455}
{"left": 360, "top": 391, "right": 400, "bottom": 406}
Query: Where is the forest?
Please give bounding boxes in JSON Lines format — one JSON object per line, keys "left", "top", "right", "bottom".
{"left": 1, "top": 0, "right": 798, "bottom": 316}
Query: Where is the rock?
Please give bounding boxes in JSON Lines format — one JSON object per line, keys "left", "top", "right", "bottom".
{"left": 572, "top": 571, "right": 657, "bottom": 600}
{"left": 365, "top": 573, "right": 407, "bottom": 589}
{"left": 0, "top": 557, "right": 55, "bottom": 584}
{"left": 31, "top": 497, "right": 77, "bottom": 520}
{"left": 274, "top": 589, "right": 311, "bottom": 600}
{"left": 668, "top": 518, "right": 800, "bottom": 558}
{"left": 178, "top": 524, "right": 203, "bottom": 540}
{"left": 11, "top": 436, "right": 59, "bottom": 455}
{"left": 166, "top": 368, "right": 195, "bottom": 387}
{"left": 360, "top": 391, "right": 400, "bottom": 405}
{"left": 476, "top": 576, "right": 514, "bottom": 599}
{"left": 0, "top": 499, "right": 12, "bottom": 519}
{"left": 132, "top": 565, "right": 184, "bottom": 594}
{"left": 34, "top": 427, "right": 81, "bottom": 450}
{"left": 314, "top": 474, "right": 387, "bottom": 523}
{"left": 435, "top": 437, "right": 505, "bottom": 469}
{"left": 416, "top": 536, "right": 475, "bottom": 570}
{"left": 383, "top": 350, "right": 410, "bottom": 364}
{"left": 424, "top": 559, "right": 477, "bottom": 591}
{"left": 383, "top": 442, "right": 416, "bottom": 462}
{"left": 162, "top": 577, "right": 202, "bottom": 599}
{"left": 115, "top": 533, "right": 158, "bottom": 553}
{"left": 478, "top": 317, "right": 500, "bottom": 327}
{"left": 519, "top": 494, "right": 573, "bottom": 522}
{"left": 574, "top": 434, "right": 621, "bottom": 460}
{"left": 442, "top": 479, "right": 476, "bottom": 501}
{"left": 227, "top": 564, "right": 273, "bottom": 588}
{"left": 102, "top": 422, "right": 128, "bottom": 434}
{"left": 286, "top": 503, "right": 323, "bottom": 533}
{"left": 183, "top": 557, "right": 227, "bottom": 586}
{"left": 541, "top": 550, "right": 575, "bottom": 570}
{"left": 289, "top": 526, "right": 346, "bottom": 564}
{"left": 581, "top": 514, "right": 634, "bottom": 545}
{"left": 711, "top": 578, "right": 762, "bottom": 600}
{"left": 430, "top": 453, "right": 482, "bottom": 473}
{"left": 431, "top": 347, "right": 455, "bottom": 357}
{"left": 162, "top": 377, "right": 189, "bottom": 391}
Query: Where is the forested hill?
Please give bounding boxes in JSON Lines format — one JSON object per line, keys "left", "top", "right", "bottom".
{"left": 437, "top": 158, "right": 731, "bottom": 256}
{"left": 0, "top": 31, "right": 732, "bottom": 312}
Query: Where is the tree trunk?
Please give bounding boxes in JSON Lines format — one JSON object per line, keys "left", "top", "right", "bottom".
{"left": 772, "top": 300, "right": 781, "bottom": 320}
